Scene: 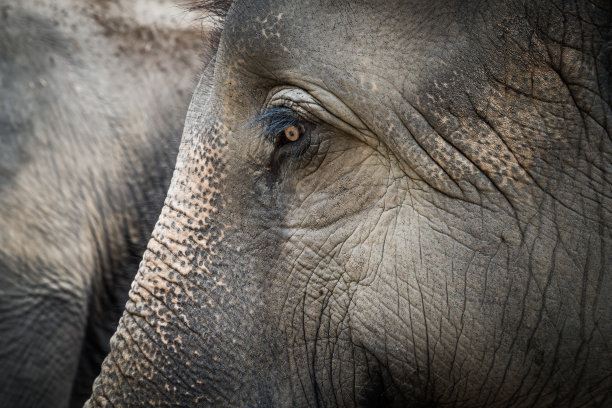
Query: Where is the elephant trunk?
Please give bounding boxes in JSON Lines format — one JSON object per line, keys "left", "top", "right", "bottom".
{"left": 87, "top": 118, "right": 282, "bottom": 405}
{"left": 87, "top": 208, "right": 251, "bottom": 405}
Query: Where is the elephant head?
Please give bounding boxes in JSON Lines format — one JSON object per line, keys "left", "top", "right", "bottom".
{"left": 88, "top": 0, "right": 611, "bottom": 406}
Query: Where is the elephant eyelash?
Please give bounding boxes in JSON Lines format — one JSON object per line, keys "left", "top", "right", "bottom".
{"left": 249, "top": 107, "right": 316, "bottom": 170}
{"left": 250, "top": 107, "right": 302, "bottom": 145}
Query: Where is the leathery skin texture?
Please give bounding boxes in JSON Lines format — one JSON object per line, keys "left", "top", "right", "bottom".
{"left": 88, "top": 0, "right": 611, "bottom": 406}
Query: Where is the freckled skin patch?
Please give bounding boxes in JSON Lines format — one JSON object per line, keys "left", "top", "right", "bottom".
{"left": 89, "top": 1, "right": 611, "bottom": 407}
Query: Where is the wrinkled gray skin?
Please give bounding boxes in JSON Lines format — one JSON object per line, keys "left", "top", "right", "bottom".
{"left": 89, "top": 0, "right": 610, "bottom": 406}
{"left": 0, "top": 0, "right": 206, "bottom": 406}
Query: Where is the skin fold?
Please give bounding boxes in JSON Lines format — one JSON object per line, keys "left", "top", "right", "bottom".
{"left": 87, "top": 0, "right": 611, "bottom": 406}
{"left": 0, "top": 0, "right": 206, "bottom": 406}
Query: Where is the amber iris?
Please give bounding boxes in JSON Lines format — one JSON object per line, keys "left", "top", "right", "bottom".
{"left": 284, "top": 124, "right": 305, "bottom": 142}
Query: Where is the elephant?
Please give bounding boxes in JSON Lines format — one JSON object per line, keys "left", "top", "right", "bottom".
{"left": 0, "top": 0, "right": 212, "bottom": 406}
{"left": 84, "top": 0, "right": 611, "bottom": 406}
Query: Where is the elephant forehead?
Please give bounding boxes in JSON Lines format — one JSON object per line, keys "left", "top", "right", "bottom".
{"left": 220, "top": 0, "right": 465, "bottom": 79}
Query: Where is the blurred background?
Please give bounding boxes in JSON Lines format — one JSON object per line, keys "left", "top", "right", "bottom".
{"left": 0, "top": 1, "right": 212, "bottom": 406}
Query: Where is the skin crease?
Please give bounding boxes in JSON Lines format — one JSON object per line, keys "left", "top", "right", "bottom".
{"left": 89, "top": 0, "right": 610, "bottom": 406}
{"left": 0, "top": 0, "right": 206, "bottom": 406}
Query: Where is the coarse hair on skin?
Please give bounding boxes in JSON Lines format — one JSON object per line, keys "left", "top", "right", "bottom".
{"left": 186, "top": 0, "right": 233, "bottom": 18}
{"left": 182, "top": 0, "right": 233, "bottom": 60}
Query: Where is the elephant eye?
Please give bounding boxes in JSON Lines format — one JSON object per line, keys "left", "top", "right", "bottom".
{"left": 251, "top": 107, "right": 315, "bottom": 164}
{"left": 280, "top": 124, "right": 305, "bottom": 144}
{"left": 252, "top": 107, "right": 309, "bottom": 147}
